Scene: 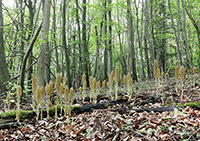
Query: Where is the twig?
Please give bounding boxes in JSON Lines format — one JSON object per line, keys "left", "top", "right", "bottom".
{"left": 188, "top": 127, "right": 200, "bottom": 140}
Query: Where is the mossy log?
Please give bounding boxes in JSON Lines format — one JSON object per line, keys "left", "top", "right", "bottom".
{"left": 0, "top": 99, "right": 128, "bottom": 127}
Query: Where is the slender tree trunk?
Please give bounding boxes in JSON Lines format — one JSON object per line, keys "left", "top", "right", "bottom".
{"left": 144, "top": 0, "right": 150, "bottom": 78}
{"left": 127, "top": 0, "right": 137, "bottom": 81}
{"left": 135, "top": 0, "right": 144, "bottom": 80}
{"left": 27, "top": 0, "right": 34, "bottom": 94}
{"left": 0, "top": 0, "right": 10, "bottom": 94}
{"left": 82, "top": 0, "right": 89, "bottom": 86}
{"left": 103, "top": 0, "right": 108, "bottom": 81}
{"left": 36, "top": 0, "right": 51, "bottom": 87}
{"left": 75, "top": 0, "right": 82, "bottom": 85}
{"left": 168, "top": 0, "right": 182, "bottom": 66}
{"left": 108, "top": 0, "right": 113, "bottom": 74}
{"left": 53, "top": 0, "right": 60, "bottom": 73}
{"left": 63, "top": 0, "right": 71, "bottom": 87}
{"left": 116, "top": 2, "right": 127, "bottom": 75}
{"left": 181, "top": 0, "right": 192, "bottom": 68}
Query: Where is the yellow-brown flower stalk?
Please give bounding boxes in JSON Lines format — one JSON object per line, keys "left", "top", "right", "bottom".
{"left": 49, "top": 80, "right": 53, "bottom": 95}
{"left": 45, "top": 84, "right": 50, "bottom": 120}
{"left": 63, "top": 75, "right": 67, "bottom": 86}
{"left": 64, "top": 85, "right": 69, "bottom": 116}
{"left": 154, "top": 59, "right": 159, "bottom": 91}
{"left": 55, "top": 73, "right": 61, "bottom": 120}
{"left": 115, "top": 66, "right": 119, "bottom": 100}
{"left": 127, "top": 75, "right": 133, "bottom": 101}
{"left": 123, "top": 75, "right": 127, "bottom": 88}
{"left": 59, "top": 83, "right": 64, "bottom": 116}
{"left": 56, "top": 73, "right": 61, "bottom": 92}
{"left": 70, "top": 87, "right": 74, "bottom": 104}
{"left": 175, "top": 65, "right": 179, "bottom": 93}
{"left": 36, "top": 87, "right": 40, "bottom": 122}
{"left": 89, "top": 76, "right": 93, "bottom": 100}
{"left": 66, "top": 105, "right": 71, "bottom": 116}
{"left": 31, "top": 74, "right": 36, "bottom": 110}
{"left": 39, "top": 86, "right": 44, "bottom": 120}
{"left": 7, "top": 91, "right": 11, "bottom": 111}
{"left": 16, "top": 85, "right": 22, "bottom": 125}
{"left": 93, "top": 78, "right": 97, "bottom": 103}
{"left": 109, "top": 71, "right": 114, "bottom": 99}
{"left": 83, "top": 81, "right": 87, "bottom": 102}
{"left": 102, "top": 80, "right": 106, "bottom": 89}
{"left": 179, "top": 66, "right": 184, "bottom": 101}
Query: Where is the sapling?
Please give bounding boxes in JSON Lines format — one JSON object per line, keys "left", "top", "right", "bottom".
{"left": 7, "top": 91, "right": 11, "bottom": 111}
{"left": 16, "top": 85, "right": 22, "bottom": 125}
{"left": 115, "top": 66, "right": 119, "bottom": 100}
{"left": 31, "top": 74, "right": 36, "bottom": 110}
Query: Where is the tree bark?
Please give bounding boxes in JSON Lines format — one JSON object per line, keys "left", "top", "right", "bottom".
{"left": 0, "top": 0, "right": 10, "bottom": 94}
{"left": 168, "top": 0, "right": 182, "bottom": 67}
{"left": 36, "top": 0, "right": 51, "bottom": 87}
{"left": 63, "top": 0, "right": 71, "bottom": 88}
{"left": 82, "top": 0, "right": 89, "bottom": 86}
{"left": 181, "top": 0, "right": 192, "bottom": 69}
{"left": 103, "top": 1, "right": 108, "bottom": 81}
{"left": 127, "top": 0, "right": 137, "bottom": 81}
{"left": 108, "top": 0, "right": 113, "bottom": 74}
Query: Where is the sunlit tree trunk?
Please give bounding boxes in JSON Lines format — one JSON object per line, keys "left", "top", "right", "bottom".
{"left": 36, "top": 0, "right": 51, "bottom": 87}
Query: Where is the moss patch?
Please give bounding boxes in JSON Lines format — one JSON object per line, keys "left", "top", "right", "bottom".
{"left": 186, "top": 102, "right": 200, "bottom": 107}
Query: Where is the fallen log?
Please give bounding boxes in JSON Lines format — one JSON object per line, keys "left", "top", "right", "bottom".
{"left": 0, "top": 98, "right": 128, "bottom": 129}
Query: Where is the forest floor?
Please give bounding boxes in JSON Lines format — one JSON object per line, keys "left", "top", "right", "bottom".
{"left": 0, "top": 74, "right": 200, "bottom": 141}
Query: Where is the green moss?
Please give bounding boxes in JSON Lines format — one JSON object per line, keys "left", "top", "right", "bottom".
{"left": 177, "top": 104, "right": 185, "bottom": 107}
{"left": 0, "top": 110, "right": 36, "bottom": 119}
{"left": 186, "top": 102, "right": 200, "bottom": 107}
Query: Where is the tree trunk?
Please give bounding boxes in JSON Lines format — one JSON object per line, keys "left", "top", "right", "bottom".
{"left": 0, "top": 0, "right": 10, "bottom": 94}
{"left": 135, "top": 0, "right": 144, "bottom": 80}
{"left": 75, "top": 0, "right": 82, "bottom": 85}
{"left": 36, "top": 0, "right": 51, "bottom": 87}
{"left": 181, "top": 0, "right": 192, "bottom": 69}
{"left": 144, "top": 0, "right": 150, "bottom": 78}
{"left": 63, "top": 0, "right": 71, "bottom": 88}
{"left": 103, "top": 1, "right": 108, "bottom": 81}
{"left": 108, "top": 0, "right": 113, "bottom": 74}
{"left": 127, "top": 0, "right": 137, "bottom": 81}
{"left": 168, "top": 0, "right": 182, "bottom": 67}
